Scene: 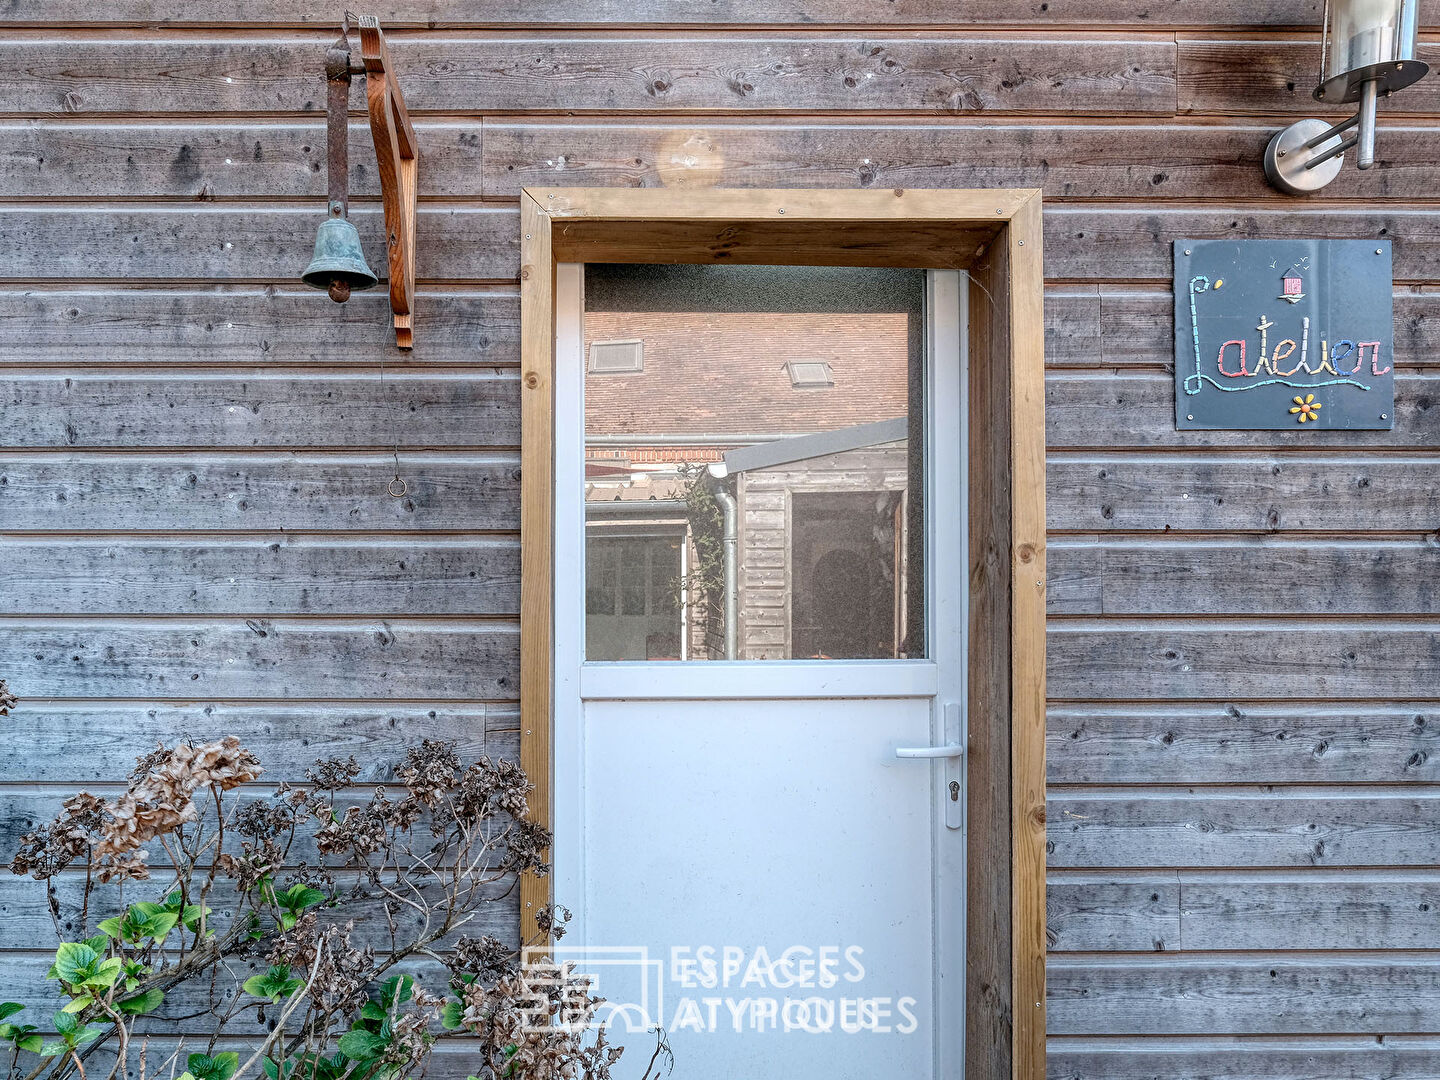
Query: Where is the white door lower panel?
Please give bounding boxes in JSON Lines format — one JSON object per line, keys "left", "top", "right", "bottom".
{"left": 569, "top": 696, "right": 937, "bottom": 1077}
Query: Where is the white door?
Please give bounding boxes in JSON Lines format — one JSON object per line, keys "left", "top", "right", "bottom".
{"left": 552, "top": 264, "right": 967, "bottom": 1078}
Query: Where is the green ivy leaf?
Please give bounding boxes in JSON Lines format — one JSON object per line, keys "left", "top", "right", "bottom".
{"left": 187, "top": 1053, "right": 239, "bottom": 1080}
{"left": 53, "top": 943, "right": 99, "bottom": 985}
{"left": 96, "top": 918, "right": 124, "bottom": 939}
{"left": 83, "top": 956, "right": 123, "bottom": 989}
{"left": 74, "top": 1026, "right": 105, "bottom": 1046}
{"left": 116, "top": 989, "right": 164, "bottom": 1015}
{"left": 337, "top": 1030, "right": 387, "bottom": 1062}
{"left": 16, "top": 1034, "right": 43, "bottom": 1054}
{"left": 143, "top": 912, "right": 180, "bottom": 942}
{"left": 275, "top": 885, "right": 326, "bottom": 914}
{"left": 359, "top": 1002, "right": 387, "bottom": 1023}
{"left": 60, "top": 999, "right": 91, "bottom": 1016}
{"left": 37, "top": 1042, "right": 65, "bottom": 1058}
{"left": 440, "top": 1001, "right": 465, "bottom": 1031}
{"left": 0, "top": 1003, "right": 25, "bottom": 1021}
{"left": 377, "top": 975, "right": 414, "bottom": 1006}
{"left": 243, "top": 965, "right": 302, "bottom": 1004}
{"left": 51, "top": 1011, "right": 77, "bottom": 1037}
{"left": 81, "top": 935, "right": 109, "bottom": 955}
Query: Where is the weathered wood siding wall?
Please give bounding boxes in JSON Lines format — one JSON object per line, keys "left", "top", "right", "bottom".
{"left": 2, "top": 3, "right": 1439, "bottom": 1076}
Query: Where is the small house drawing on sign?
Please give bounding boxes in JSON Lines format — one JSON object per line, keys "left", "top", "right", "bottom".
{"left": 1279, "top": 265, "right": 1306, "bottom": 303}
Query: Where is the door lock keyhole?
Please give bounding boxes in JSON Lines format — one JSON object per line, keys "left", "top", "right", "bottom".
{"left": 948, "top": 780, "right": 960, "bottom": 802}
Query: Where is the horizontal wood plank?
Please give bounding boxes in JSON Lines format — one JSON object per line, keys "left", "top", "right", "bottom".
{"left": 1048, "top": 953, "right": 1440, "bottom": 1034}
{"left": 0, "top": 35, "right": 1177, "bottom": 116}
{"left": 0, "top": 371, "right": 520, "bottom": 449}
{"left": 1044, "top": 207, "right": 1440, "bottom": 282}
{"left": 0, "top": 120, "right": 480, "bottom": 200}
{"left": 1179, "top": 871, "right": 1440, "bottom": 951}
{"left": 1046, "top": 872, "right": 1180, "bottom": 952}
{"left": 0, "top": 536, "right": 520, "bottom": 616}
{"left": 1047, "top": 373, "right": 1439, "bottom": 449}
{"left": 0, "top": 205, "right": 517, "bottom": 283}
{"left": 1049, "top": 1035, "right": 1440, "bottom": 1080}
{"left": 0, "top": 701, "right": 514, "bottom": 783}
{"left": 1048, "top": 621, "right": 1440, "bottom": 700}
{"left": 1048, "top": 702, "right": 1440, "bottom": 784}
{"left": 1049, "top": 788, "right": 1440, "bottom": 867}
{"left": 0, "top": 0, "right": 1389, "bottom": 28}
{"left": 1048, "top": 870, "right": 1440, "bottom": 952}
{"left": 1179, "top": 38, "right": 1440, "bottom": 116}
{"left": 1048, "top": 456, "right": 1440, "bottom": 532}
{"left": 1050, "top": 537, "right": 1440, "bottom": 617}
{"left": 484, "top": 119, "right": 1440, "bottom": 200}
{"left": 0, "top": 618, "right": 519, "bottom": 699}
{"left": 0, "top": 453, "right": 519, "bottom": 531}
{"left": 0, "top": 874, "right": 519, "bottom": 957}
{"left": 0, "top": 286, "right": 519, "bottom": 367}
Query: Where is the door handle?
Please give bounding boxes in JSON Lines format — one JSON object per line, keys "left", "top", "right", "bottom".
{"left": 894, "top": 744, "right": 964, "bottom": 759}
{"left": 892, "top": 702, "right": 965, "bottom": 831}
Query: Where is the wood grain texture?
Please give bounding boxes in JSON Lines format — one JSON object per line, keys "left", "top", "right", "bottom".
{"left": 0, "top": 453, "right": 519, "bottom": 531}
{"left": 0, "top": 119, "right": 480, "bottom": 199}
{"left": 968, "top": 228, "right": 1014, "bottom": 1080}
{"left": 1048, "top": 621, "right": 1440, "bottom": 700}
{"left": 1177, "top": 871, "right": 1440, "bottom": 951}
{"left": 0, "top": 618, "right": 519, "bottom": 699}
{"left": 1047, "top": 456, "right": 1440, "bottom": 533}
{"left": 0, "top": 701, "right": 513, "bottom": 783}
{"left": 483, "top": 118, "right": 1440, "bottom": 200}
{"left": 517, "top": 193, "right": 554, "bottom": 945}
{"left": 1047, "top": 373, "right": 1440, "bottom": 449}
{"left": 1045, "top": 873, "right": 1181, "bottom": 952}
{"left": 1179, "top": 38, "right": 1440, "bottom": 116}
{"left": 1009, "top": 193, "right": 1049, "bottom": 1080}
{"left": 1044, "top": 207, "right": 1440, "bottom": 282}
{"left": 0, "top": 536, "right": 520, "bottom": 616}
{"left": 1048, "top": 703, "right": 1440, "bottom": 784}
{"left": 1049, "top": 538, "right": 1440, "bottom": 617}
{"left": 0, "top": 287, "right": 519, "bottom": 367}
{"left": 1047, "top": 870, "right": 1440, "bottom": 952}
{"left": 0, "top": 204, "right": 517, "bottom": 283}
{"left": 1048, "top": 788, "right": 1440, "bottom": 868}
{"left": 1048, "top": 953, "right": 1440, "bottom": 1034}
{"left": 0, "top": 0, "right": 1382, "bottom": 28}
{"left": 0, "top": 35, "right": 1177, "bottom": 116}
{"left": 0, "top": 370, "right": 520, "bottom": 448}
{"left": 1048, "top": 1035, "right": 1440, "bottom": 1080}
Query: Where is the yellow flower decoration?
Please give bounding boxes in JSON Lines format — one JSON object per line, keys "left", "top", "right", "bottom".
{"left": 1289, "top": 394, "right": 1321, "bottom": 423}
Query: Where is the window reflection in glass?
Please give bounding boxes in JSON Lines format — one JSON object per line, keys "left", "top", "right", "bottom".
{"left": 583, "top": 265, "right": 926, "bottom": 662}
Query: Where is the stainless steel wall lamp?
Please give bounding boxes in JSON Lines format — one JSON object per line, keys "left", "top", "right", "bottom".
{"left": 1263, "top": 0, "right": 1428, "bottom": 194}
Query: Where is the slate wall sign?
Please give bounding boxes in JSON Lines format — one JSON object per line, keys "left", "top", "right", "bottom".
{"left": 1174, "top": 239, "right": 1394, "bottom": 430}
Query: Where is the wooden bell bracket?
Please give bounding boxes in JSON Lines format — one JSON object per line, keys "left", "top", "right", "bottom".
{"left": 358, "top": 16, "right": 417, "bottom": 349}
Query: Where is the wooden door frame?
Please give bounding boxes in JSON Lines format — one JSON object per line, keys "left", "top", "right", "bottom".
{"left": 518, "top": 187, "right": 1046, "bottom": 1080}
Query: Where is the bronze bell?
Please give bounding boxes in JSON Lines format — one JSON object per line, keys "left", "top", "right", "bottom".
{"left": 302, "top": 207, "right": 379, "bottom": 303}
